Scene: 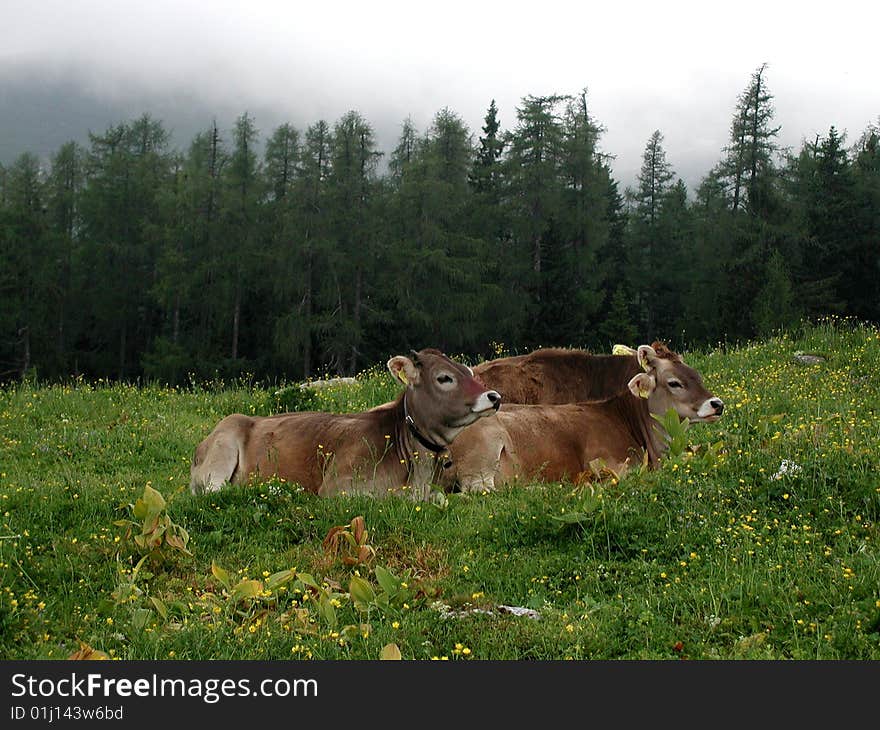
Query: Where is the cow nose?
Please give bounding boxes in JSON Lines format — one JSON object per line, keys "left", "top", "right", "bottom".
{"left": 710, "top": 399, "right": 724, "bottom": 414}
{"left": 486, "top": 391, "right": 502, "bottom": 410}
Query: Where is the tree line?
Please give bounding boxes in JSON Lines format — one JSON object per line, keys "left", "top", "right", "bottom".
{"left": 1, "top": 64, "right": 878, "bottom": 383}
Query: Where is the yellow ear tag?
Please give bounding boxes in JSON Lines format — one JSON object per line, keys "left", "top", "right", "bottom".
{"left": 397, "top": 370, "right": 408, "bottom": 385}
{"left": 612, "top": 344, "right": 636, "bottom": 357}
{"left": 638, "top": 386, "right": 651, "bottom": 399}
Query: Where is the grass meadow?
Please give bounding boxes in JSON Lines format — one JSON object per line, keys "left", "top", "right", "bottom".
{"left": 1, "top": 318, "right": 878, "bottom": 660}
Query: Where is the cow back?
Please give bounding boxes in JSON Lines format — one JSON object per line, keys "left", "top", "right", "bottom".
{"left": 474, "top": 349, "right": 642, "bottom": 405}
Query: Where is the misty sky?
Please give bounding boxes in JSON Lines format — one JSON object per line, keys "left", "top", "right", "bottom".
{"left": 2, "top": 0, "right": 878, "bottom": 191}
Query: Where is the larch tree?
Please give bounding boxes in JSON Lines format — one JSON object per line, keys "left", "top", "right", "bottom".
{"left": 550, "top": 90, "right": 611, "bottom": 344}
{"left": 79, "top": 116, "right": 170, "bottom": 378}
{"left": 45, "top": 141, "right": 83, "bottom": 372}
{"left": 388, "top": 117, "right": 418, "bottom": 185}
{"left": 626, "top": 130, "right": 676, "bottom": 337}
{"left": 264, "top": 123, "right": 310, "bottom": 376}
{"left": 325, "top": 110, "right": 382, "bottom": 373}
{"left": 504, "top": 94, "right": 569, "bottom": 344}
{"left": 178, "top": 123, "right": 227, "bottom": 369}
{"left": 144, "top": 151, "right": 191, "bottom": 383}
{"left": 721, "top": 63, "right": 782, "bottom": 217}
{"left": 388, "top": 108, "right": 487, "bottom": 352}
{"left": 0, "top": 154, "right": 46, "bottom": 378}
{"left": 222, "top": 112, "right": 263, "bottom": 364}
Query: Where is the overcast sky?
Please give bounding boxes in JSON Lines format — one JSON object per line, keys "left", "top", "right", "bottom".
{"left": 2, "top": 0, "right": 878, "bottom": 190}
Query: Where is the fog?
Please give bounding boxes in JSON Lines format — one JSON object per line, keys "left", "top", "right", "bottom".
{"left": 2, "top": 0, "right": 878, "bottom": 190}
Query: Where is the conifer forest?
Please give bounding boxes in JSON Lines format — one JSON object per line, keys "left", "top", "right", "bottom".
{"left": 2, "top": 65, "right": 878, "bottom": 383}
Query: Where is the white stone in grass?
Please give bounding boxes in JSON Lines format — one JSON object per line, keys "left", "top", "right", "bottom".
{"left": 497, "top": 605, "right": 542, "bottom": 620}
{"left": 298, "top": 377, "right": 358, "bottom": 391}
{"left": 431, "top": 600, "right": 541, "bottom": 620}
{"left": 793, "top": 352, "right": 826, "bottom": 365}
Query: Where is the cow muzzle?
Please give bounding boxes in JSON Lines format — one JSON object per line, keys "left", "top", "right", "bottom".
{"left": 473, "top": 390, "right": 502, "bottom": 414}
{"left": 694, "top": 397, "right": 724, "bottom": 422}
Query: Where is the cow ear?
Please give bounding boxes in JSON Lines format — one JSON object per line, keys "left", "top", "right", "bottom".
{"left": 387, "top": 355, "right": 420, "bottom": 385}
{"left": 628, "top": 372, "right": 656, "bottom": 399}
{"left": 637, "top": 345, "right": 658, "bottom": 372}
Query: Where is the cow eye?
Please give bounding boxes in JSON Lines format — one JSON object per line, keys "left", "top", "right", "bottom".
{"left": 668, "top": 380, "right": 683, "bottom": 389}
{"left": 437, "top": 374, "right": 454, "bottom": 384}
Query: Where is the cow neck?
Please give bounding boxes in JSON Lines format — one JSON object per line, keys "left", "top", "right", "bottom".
{"left": 393, "top": 393, "right": 452, "bottom": 488}
{"left": 638, "top": 398, "right": 666, "bottom": 466}
{"left": 403, "top": 390, "right": 449, "bottom": 454}
{"left": 610, "top": 390, "right": 665, "bottom": 468}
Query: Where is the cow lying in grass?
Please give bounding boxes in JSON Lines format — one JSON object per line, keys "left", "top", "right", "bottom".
{"left": 443, "top": 344, "right": 724, "bottom": 492}
{"left": 473, "top": 341, "right": 722, "bottom": 419}
{"left": 190, "top": 349, "right": 501, "bottom": 499}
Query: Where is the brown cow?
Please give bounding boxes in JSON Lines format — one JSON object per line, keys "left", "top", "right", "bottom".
{"left": 473, "top": 341, "right": 724, "bottom": 421}
{"left": 444, "top": 344, "right": 723, "bottom": 492}
{"left": 189, "top": 349, "right": 501, "bottom": 499}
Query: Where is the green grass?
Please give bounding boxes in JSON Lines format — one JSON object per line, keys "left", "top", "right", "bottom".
{"left": 1, "top": 318, "right": 879, "bottom": 660}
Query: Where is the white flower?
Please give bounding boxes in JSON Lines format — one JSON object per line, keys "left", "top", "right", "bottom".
{"left": 772, "top": 459, "right": 802, "bottom": 480}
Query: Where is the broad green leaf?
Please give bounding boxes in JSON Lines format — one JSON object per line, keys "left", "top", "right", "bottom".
{"left": 296, "top": 572, "right": 319, "bottom": 589}
{"left": 211, "top": 561, "right": 232, "bottom": 591}
{"left": 266, "top": 569, "right": 296, "bottom": 590}
{"left": 319, "top": 593, "right": 338, "bottom": 628}
{"left": 142, "top": 514, "right": 161, "bottom": 537}
{"left": 349, "top": 575, "right": 376, "bottom": 609}
{"left": 141, "top": 485, "right": 166, "bottom": 512}
{"left": 231, "top": 579, "right": 264, "bottom": 602}
{"left": 132, "top": 499, "right": 148, "bottom": 520}
{"left": 374, "top": 565, "right": 399, "bottom": 595}
{"left": 131, "top": 608, "right": 152, "bottom": 631}
{"left": 149, "top": 596, "right": 168, "bottom": 619}
{"left": 380, "top": 643, "right": 402, "bottom": 660}
{"left": 134, "top": 486, "right": 166, "bottom": 521}
{"left": 131, "top": 554, "right": 149, "bottom": 578}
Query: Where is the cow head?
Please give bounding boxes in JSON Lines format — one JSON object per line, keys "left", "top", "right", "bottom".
{"left": 388, "top": 348, "right": 501, "bottom": 445}
{"left": 628, "top": 344, "right": 724, "bottom": 423}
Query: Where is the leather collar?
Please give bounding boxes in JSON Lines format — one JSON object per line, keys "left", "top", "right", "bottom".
{"left": 403, "top": 392, "right": 448, "bottom": 454}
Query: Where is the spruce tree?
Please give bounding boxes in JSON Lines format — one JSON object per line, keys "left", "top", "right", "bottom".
{"left": 848, "top": 121, "right": 880, "bottom": 321}
{"left": 752, "top": 249, "right": 798, "bottom": 336}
